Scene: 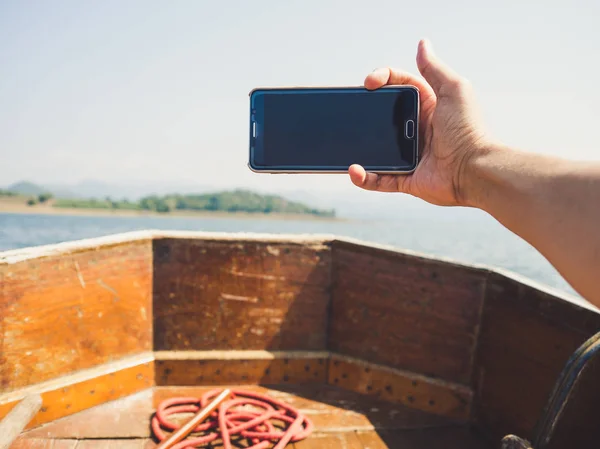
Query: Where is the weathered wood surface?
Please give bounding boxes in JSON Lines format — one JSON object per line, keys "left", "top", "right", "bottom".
{"left": 12, "top": 430, "right": 489, "bottom": 449}
{"left": 153, "top": 239, "right": 331, "bottom": 351}
{"left": 5, "top": 232, "right": 600, "bottom": 447}
{"left": 155, "top": 350, "right": 328, "bottom": 386}
{"left": 10, "top": 439, "right": 153, "bottom": 448}
{"left": 530, "top": 333, "right": 600, "bottom": 449}
{"left": 0, "top": 241, "right": 152, "bottom": 392}
{"left": 328, "top": 354, "right": 471, "bottom": 421}
{"left": 0, "top": 395, "right": 42, "bottom": 449}
{"left": 10, "top": 439, "right": 79, "bottom": 449}
{"left": 22, "top": 384, "right": 454, "bottom": 439}
{"left": 329, "top": 241, "right": 487, "bottom": 385}
{"left": 352, "top": 427, "right": 489, "bottom": 449}
{"left": 293, "top": 432, "right": 364, "bottom": 449}
{"left": 473, "top": 272, "right": 600, "bottom": 442}
{"left": 0, "top": 359, "right": 153, "bottom": 430}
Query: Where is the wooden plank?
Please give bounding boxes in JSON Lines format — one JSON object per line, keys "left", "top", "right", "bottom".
{"left": 328, "top": 354, "right": 471, "bottom": 421}
{"left": 356, "top": 430, "right": 391, "bottom": 449}
{"left": 152, "top": 239, "right": 331, "bottom": 351}
{"left": 0, "top": 395, "right": 42, "bottom": 449}
{"left": 1, "top": 241, "right": 152, "bottom": 392}
{"left": 75, "top": 440, "right": 148, "bottom": 449}
{"left": 152, "top": 385, "right": 449, "bottom": 433}
{"left": 26, "top": 389, "right": 155, "bottom": 439}
{"left": 155, "top": 352, "right": 328, "bottom": 386}
{"left": 10, "top": 439, "right": 78, "bottom": 449}
{"left": 294, "top": 432, "right": 364, "bottom": 449}
{"left": 24, "top": 384, "right": 453, "bottom": 439}
{"left": 329, "top": 241, "right": 486, "bottom": 385}
{"left": 356, "top": 427, "right": 490, "bottom": 449}
{"left": 22, "top": 389, "right": 152, "bottom": 439}
{"left": 0, "top": 360, "right": 153, "bottom": 430}
{"left": 472, "top": 272, "right": 600, "bottom": 441}
{"left": 539, "top": 345, "right": 600, "bottom": 448}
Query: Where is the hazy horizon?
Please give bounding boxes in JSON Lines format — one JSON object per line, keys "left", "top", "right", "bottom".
{"left": 2, "top": 1, "right": 599, "bottom": 199}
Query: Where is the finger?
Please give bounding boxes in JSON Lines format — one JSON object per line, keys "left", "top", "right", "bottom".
{"left": 416, "top": 39, "right": 461, "bottom": 95}
{"left": 364, "top": 67, "right": 435, "bottom": 99}
{"left": 348, "top": 164, "right": 405, "bottom": 193}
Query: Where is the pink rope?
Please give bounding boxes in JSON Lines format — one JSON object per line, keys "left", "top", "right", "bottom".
{"left": 151, "top": 388, "right": 314, "bottom": 449}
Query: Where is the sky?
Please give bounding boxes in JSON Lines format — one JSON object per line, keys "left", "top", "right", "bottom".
{"left": 1, "top": 0, "right": 599, "bottom": 195}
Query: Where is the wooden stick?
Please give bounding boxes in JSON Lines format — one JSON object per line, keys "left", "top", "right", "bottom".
{"left": 0, "top": 394, "right": 43, "bottom": 449}
{"left": 156, "top": 388, "right": 231, "bottom": 449}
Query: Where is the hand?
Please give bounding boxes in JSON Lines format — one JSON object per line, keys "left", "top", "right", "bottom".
{"left": 349, "top": 39, "right": 489, "bottom": 207}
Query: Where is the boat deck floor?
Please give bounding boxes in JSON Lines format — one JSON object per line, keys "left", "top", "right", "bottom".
{"left": 12, "top": 384, "right": 492, "bottom": 448}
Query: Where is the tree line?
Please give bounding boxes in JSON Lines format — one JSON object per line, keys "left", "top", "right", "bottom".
{"left": 51, "top": 190, "right": 335, "bottom": 217}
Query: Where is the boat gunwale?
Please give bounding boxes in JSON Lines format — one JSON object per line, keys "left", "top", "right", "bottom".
{"left": 0, "top": 229, "right": 594, "bottom": 312}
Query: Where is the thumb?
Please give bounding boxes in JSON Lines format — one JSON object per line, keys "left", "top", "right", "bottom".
{"left": 416, "top": 39, "right": 460, "bottom": 95}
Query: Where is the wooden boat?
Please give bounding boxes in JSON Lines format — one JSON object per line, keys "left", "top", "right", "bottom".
{"left": 1, "top": 231, "right": 599, "bottom": 448}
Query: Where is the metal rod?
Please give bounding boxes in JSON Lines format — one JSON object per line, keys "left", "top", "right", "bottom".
{"left": 156, "top": 388, "right": 231, "bottom": 449}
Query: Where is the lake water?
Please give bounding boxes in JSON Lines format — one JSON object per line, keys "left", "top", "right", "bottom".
{"left": 0, "top": 210, "right": 576, "bottom": 296}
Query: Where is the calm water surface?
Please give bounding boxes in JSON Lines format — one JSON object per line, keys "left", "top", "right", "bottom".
{"left": 0, "top": 211, "right": 575, "bottom": 296}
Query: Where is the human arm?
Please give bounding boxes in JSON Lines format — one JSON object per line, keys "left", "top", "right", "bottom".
{"left": 349, "top": 40, "right": 600, "bottom": 306}
{"left": 464, "top": 142, "right": 600, "bottom": 305}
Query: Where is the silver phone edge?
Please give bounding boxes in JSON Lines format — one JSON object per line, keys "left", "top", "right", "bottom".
{"left": 248, "top": 85, "right": 420, "bottom": 175}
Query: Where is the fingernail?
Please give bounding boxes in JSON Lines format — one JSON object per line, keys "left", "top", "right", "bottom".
{"left": 421, "top": 39, "right": 434, "bottom": 55}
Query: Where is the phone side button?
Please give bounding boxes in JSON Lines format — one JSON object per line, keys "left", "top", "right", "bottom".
{"left": 405, "top": 120, "right": 415, "bottom": 139}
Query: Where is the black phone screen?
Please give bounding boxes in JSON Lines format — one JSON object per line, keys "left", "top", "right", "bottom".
{"left": 250, "top": 87, "right": 418, "bottom": 172}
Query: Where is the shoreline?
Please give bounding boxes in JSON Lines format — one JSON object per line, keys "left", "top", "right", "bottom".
{"left": 0, "top": 202, "right": 343, "bottom": 222}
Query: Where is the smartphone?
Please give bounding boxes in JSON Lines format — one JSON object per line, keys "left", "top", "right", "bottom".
{"left": 248, "top": 86, "right": 419, "bottom": 174}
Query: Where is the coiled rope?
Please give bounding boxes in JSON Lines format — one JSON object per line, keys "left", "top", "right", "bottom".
{"left": 151, "top": 388, "right": 314, "bottom": 449}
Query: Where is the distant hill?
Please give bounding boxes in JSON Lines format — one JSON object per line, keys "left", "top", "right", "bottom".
{"left": 52, "top": 189, "right": 335, "bottom": 217}
{"left": 6, "top": 181, "right": 49, "bottom": 196}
